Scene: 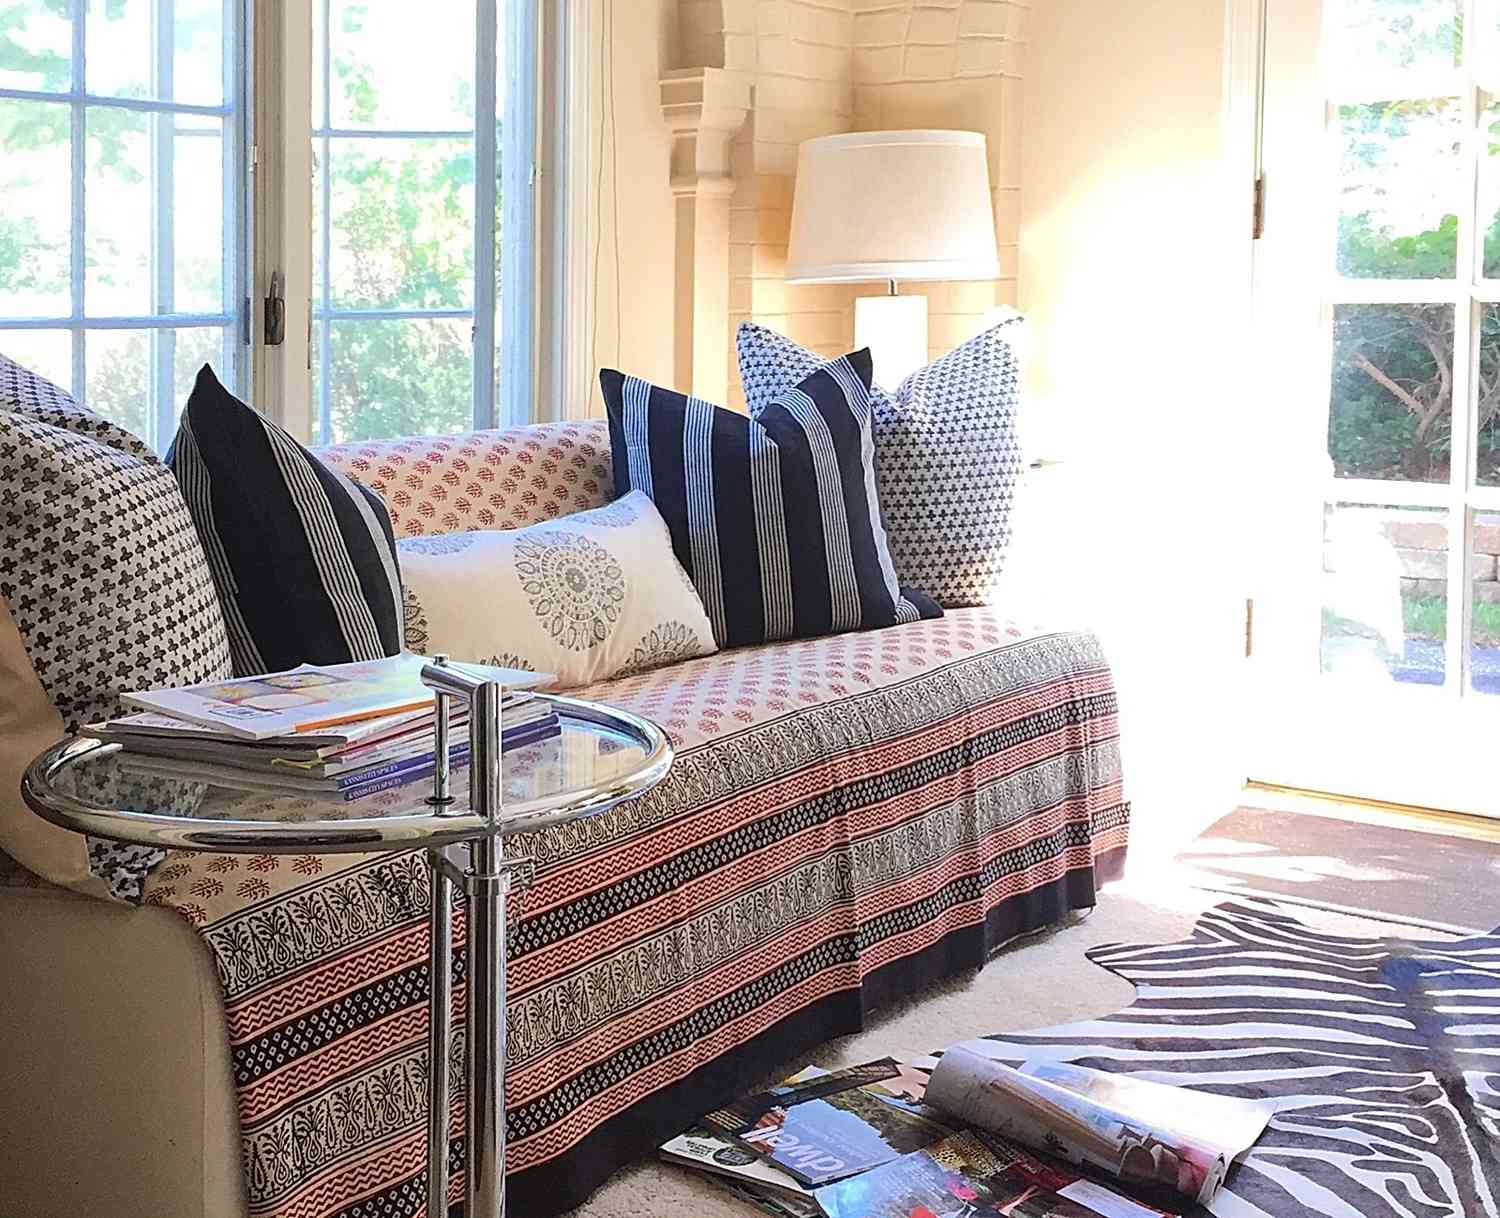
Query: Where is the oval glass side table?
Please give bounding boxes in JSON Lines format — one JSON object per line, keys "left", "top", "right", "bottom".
{"left": 22, "top": 669, "right": 673, "bottom": 1218}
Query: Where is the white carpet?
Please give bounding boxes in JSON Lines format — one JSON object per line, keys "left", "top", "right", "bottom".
{"left": 566, "top": 879, "right": 1451, "bottom": 1217}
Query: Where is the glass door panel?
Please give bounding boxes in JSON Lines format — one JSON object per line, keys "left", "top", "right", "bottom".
{"left": 1321, "top": 502, "right": 1449, "bottom": 686}
{"left": 1251, "top": 0, "right": 1500, "bottom": 813}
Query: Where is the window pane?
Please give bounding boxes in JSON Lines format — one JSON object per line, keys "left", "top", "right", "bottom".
{"left": 1474, "top": 512, "right": 1500, "bottom": 695}
{"left": 1481, "top": 304, "right": 1500, "bottom": 486}
{"left": 85, "top": 0, "right": 149, "bottom": 101}
{"left": 171, "top": 326, "right": 226, "bottom": 418}
{"left": 173, "top": 120, "right": 225, "bottom": 313}
{"left": 0, "top": 98, "right": 72, "bottom": 318}
{"left": 86, "top": 329, "right": 150, "bottom": 438}
{"left": 0, "top": 2, "right": 72, "bottom": 92}
{"left": 87, "top": 0, "right": 223, "bottom": 106}
{"left": 0, "top": 329, "right": 72, "bottom": 391}
{"left": 1328, "top": 0, "right": 1460, "bottom": 78}
{"left": 313, "top": 1, "right": 326, "bottom": 129}
{"left": 326, "top": 318, "right": 473, "bottom": 443}
{"left": 1484, "top": 95, "right": 1499, "bottom": 280}
{"left": 1329, "top": 302, "right": 1454, "bottom": 483}
{"left": 173, "top": 0, "right": 226, "bottom": 107}
{"left": 326, "top": 138, "right": 474, "bottom": 310}
{"left": 1337, "top": 99, "right": 1462, "bottom": 279}
{"left": 1322, "top": 502, "right": 1447, "bottom": 688}
{"left": 85, "top": 107, "right": 150, "bottom": 315}
{"left": 327, "top": 1, "right": 474, "bottom": 130}
{"left": 85, "top": 110, "right": 227, "bottom": 317}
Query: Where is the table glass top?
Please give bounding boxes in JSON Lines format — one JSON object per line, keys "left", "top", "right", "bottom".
{"left": 24, "top": 697, "right": 672, "bottom": 852}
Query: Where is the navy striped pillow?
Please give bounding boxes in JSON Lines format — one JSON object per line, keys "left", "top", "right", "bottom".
{"left": 167, "top": 365, "right": 404, "bottom": 676}
{"left": 602, "top": 349, "right": 940, "bottom": 649}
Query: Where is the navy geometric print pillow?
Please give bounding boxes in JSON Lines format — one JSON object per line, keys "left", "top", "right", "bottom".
{"left": 737, "top": 320, "right": 1026, "bottom": 608}
{"left": 602, "top": 348, "right": 940, "bottom": 649}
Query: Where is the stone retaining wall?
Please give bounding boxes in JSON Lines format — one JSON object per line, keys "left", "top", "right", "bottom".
{"left": 1348, "top": 509, "right": 1500, "bottom": 604}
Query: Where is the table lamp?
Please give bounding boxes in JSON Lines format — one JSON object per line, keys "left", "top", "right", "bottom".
{"left": 785, "top": 130, "right": 1001, "bottom": 389}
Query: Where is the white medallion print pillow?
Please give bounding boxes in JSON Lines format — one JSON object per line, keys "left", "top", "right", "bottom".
{"left": 397, "top": 491, "right": 718, "bottom": 689}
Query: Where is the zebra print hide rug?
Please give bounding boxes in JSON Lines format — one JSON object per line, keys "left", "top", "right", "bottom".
{"left": 939, "top": 899, "right": 1500, "bottom": 1218}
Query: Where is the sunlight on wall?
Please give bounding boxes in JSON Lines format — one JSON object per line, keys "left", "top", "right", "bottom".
{"left": 1011, "top": 0, "right": 1251, "bottom": 868}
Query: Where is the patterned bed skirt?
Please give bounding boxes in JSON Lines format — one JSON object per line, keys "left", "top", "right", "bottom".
{"left": 140, "top": 612, "right": 1128, "bottom": 1218}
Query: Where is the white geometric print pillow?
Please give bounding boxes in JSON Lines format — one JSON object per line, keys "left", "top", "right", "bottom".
{"left": 397, "top": 491, "right": 718, "bottom": 689}
{"left": 736, "top": 320, "right": 1026, "bottom": 608}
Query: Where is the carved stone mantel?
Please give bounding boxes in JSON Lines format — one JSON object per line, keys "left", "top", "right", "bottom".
{"left": 660, "top": 67, "right": 751, "bottom": 404}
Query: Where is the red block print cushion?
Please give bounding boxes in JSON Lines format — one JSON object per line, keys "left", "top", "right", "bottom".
{"left": 317, "top": 420, "right": 615, "bottom": 537}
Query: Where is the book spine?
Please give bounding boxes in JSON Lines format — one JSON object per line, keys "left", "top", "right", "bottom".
{"left": 340, "top": 718, "right": 560, "bottom": 801}
{"left": 332, "top": 745, "right": 469, "bottom": 790}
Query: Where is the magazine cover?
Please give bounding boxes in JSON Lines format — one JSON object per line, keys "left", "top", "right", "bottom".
{"left": 660, "top": 1126, "right": 818, "bottom": 1206}
{"left": 815, "top": 1129, "right": 1174, "bottom": 1218}
{"left": 703, "top": 1059, "right": 954, "bottom": 1187}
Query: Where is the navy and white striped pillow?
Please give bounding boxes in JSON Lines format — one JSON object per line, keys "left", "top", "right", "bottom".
{"left": 601, "top": 349, "right": 939, "bottom": 649}
{"left": 167, "top": 365, "right": 404, "bottom": 676}
{"left": 738, "top": 320, "right": 1026, "bottom": 608}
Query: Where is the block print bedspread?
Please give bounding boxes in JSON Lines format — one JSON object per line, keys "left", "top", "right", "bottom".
{"left": 140, "top": 607, "right": 1130, "bottom": 1218}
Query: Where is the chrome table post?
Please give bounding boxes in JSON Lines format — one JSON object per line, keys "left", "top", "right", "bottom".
{"left": 425, "top": 852, "right": 454, "bottom": 1217}
{"left": 425, "top": 666, "right": 454, "bottom": 1218}
{"left": 420, "top": 659, "right": 510, "bottom": 1218}
{"left": 463, "top": 678, "right": 507, "bottom": 1218}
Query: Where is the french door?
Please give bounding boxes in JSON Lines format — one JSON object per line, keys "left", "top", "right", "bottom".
{"left": 1249, "top": 0, "right": 1500, "bottom": 813}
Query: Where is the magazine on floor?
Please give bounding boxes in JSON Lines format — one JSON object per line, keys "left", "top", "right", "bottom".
{"left": 698, "top": 1059, "right": 954, "bottom": 1188}
{"left": 660, "top": 1124, "right": 822, "bottom": 1214}
{"left": 119, "top": 653, "right": 550, "bottom": 739}
{"left": 665, "top": 1048, "right": 1271, "bottom": 1216}
{"left": 921, "top": 1045, "right": 1271, "bottom": 1207}
{"left": 814, "top": 1127, "right": 1174, "bottom": 1218}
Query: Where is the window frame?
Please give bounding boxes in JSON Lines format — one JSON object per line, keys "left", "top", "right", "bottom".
{"left": 252, "top": 0, "right": 591, "bottom": 444}
{"left": 0, "top": 0, "right": 253, "bottom": 449}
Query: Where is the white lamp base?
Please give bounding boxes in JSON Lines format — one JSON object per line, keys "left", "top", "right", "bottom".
{"left": 854, "top": 293, "right": 927, "bottom": 391}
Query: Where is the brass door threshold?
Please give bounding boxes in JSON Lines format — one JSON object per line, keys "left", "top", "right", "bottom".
{"left": 1244, "top": 781, "right": 1500, "bottom": 845}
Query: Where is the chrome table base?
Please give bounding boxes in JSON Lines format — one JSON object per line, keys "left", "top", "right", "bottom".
{"left": 421, "top": 658, "right": 528, "bottom": 1218}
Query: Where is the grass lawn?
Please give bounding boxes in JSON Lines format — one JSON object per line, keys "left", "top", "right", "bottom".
{"left": 1324, "top": 598, "right": 1500, "bottom": 648}
{"left": 1404, "top": 597, "right": 1500, "bottom": 646}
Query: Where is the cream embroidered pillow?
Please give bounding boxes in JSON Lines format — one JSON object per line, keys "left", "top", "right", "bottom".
{"left": 397, "top": 491, "right": 717, "bottom": 689}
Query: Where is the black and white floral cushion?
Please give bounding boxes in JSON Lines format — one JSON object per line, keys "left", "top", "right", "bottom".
{"left": 0, "top": 354, "right": 234, "bottom": 900}
{"left": 398, "top": 490, "right": 718, "bottom": 688}
{"left": 736, "top": 320, "right": 1026, "bottom": 608}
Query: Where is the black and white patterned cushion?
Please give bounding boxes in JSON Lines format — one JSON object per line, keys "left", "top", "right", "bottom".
{"left": 737, "top": 320, "right": 1025, "bottom": 608}
{"left": 167, "top": 365, "right": 404, "bottom": 676}
{"left": 0, "top": 350, "right": 152, "bottom": 457}
{"left": 0, "top": 356, "right": 234, "bottom": 899}
{"left": 602, "top": 349, "right": 940, "bottom": 649}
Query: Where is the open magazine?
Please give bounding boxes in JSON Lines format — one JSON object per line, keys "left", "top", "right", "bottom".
{"left": 924, "top": 1046, "right": 1271, "bottom": 1207}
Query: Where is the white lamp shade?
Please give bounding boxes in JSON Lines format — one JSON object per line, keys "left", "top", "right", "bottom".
{"left": 785, "top": 130, "right": 1000, "bottom": 284}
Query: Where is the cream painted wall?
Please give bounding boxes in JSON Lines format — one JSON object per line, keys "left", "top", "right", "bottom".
{"left": 586, "top": 1, "right": 1029, "bottom": 410}
{"left": 1008, "top": 0, "right": 1252, "bottom": 865}
{"left": 583, "top": 0, "right": 679, "bottom": 415}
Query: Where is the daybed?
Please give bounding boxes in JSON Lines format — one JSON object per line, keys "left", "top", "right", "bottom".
{"left": 0, "top": 419, "right": 1128, "bottom": 1218}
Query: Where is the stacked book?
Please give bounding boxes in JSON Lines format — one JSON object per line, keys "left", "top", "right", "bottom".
{"left": 85, "top": 654, "right": 557, "bottom": 802}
